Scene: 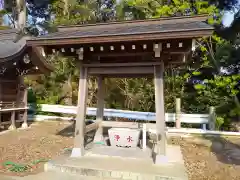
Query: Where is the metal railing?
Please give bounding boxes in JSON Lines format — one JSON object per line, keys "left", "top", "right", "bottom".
{"left": 28, "top": 104, "right": 211, "bottom": 129}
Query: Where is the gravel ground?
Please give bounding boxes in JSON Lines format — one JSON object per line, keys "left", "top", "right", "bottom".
{"left": 170, "top": 136, "right": 240, "bottom": 180}
{"left": 0, "top": 121, "right": 240, "bottom": 180}
{"left": 0, "top": 121, "right": 74, "bottom": 177}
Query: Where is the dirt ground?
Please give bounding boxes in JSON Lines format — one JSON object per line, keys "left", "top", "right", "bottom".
{"left": 0, "top": 121, "right": 74, "bottom": 177}
{"left": 0, "top": 121, "right": 240, "bottom": 180}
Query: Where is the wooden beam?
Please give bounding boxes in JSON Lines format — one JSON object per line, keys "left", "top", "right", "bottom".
{"left": 96, "top": 74, "right": 153, "bottom": 78}
{"left": 0, "top": 108, "right": 28, "bottom": 112}
{"left": 154, "top": 62, "right": 166, "bottom": 156}
{"left": 85, "top": 122, "right": 99, "bottom": 133}
{"left": 71, "top": 65, "right": 88, "bottom": 157}
{"left": 89, "top": 66, "right": 154, "bottom": 75}
{"left": 83, "top": 62, "right": 163, "bottom": 68}
{"left": 1, "top": 119, "right": 25, "bottom": 125}
{"left": 102, "top": 121, "right": 139, "bottom": 128}
{"left": 27, "top": 29, "right": 213, "bottom": 46}
{"left": 90, "top": 52, "right": 153, "bottom": 58}
{"left": 101, "top": 121, "right": 156, "bottom": 129}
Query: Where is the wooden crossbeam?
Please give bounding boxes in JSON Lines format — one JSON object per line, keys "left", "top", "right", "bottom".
{"left": 85, "top": 122, "right": 99, "bottom": 133}
{"left": 83, "top": 62, "right": 163, "bottom": 68}
{"left": 88, "top": 66, "right": 154, "bottom": 75}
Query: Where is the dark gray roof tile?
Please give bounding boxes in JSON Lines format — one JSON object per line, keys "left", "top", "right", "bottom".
{"left": 0, "top": 29, "right": 28, "bottom": 62}
{"left": 36, "top": 18, "right": 213, "bottom": 40}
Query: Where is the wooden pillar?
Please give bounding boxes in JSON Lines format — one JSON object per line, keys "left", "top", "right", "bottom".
{"left": 94, "top": 75, "right": 105, "bottom": 145}
{"left": 154, "top": 62, "right": 166, "bottom": 158}
{"left": 175, "top": 98, "right": 181, "bottom": 128}
{"left": 17, "top": 76, "right": 28, "bottom": 128}
{"left": 21, "top": 87, "right": 28, "bottom": 128}
{"left": 8, "top": 110, "right": 16, "bottom": 130}
{"left": 71, "top": 65, "right": 88, "bottom": 157}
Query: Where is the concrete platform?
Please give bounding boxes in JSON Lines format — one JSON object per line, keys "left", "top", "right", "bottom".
{"left": 0, "top": 176, "right": 20, "bottom": 180}
{"left": 45, "top": 145, "right": 188, "bottom": 180}
{"left": 85, "top": 145, "right": 153, "bottom": 161}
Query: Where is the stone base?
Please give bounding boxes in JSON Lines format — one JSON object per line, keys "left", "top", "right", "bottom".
{"left": 45, "top": 145, "right": 188, "bottom": 180}
{"left": 8, "top": 124, "right": 16, "bottom": 130}
{"left": 153, "top": 145, "right": 185, "bottom": 166}
{"left": 155, "top": 155, "right": 169, "bottom": 165}
{"left": 21, "top": 122, "right": 28, "bottom": 129}
{"left": 93, "top": 130, "right": 105, "bottom": 146}
{"left": 70, "top": 148, "right": 84, "bottom": 158}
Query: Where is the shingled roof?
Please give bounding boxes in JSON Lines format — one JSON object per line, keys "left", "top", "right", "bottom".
{"left": 27, "top": 15, "right": 213, "bottom": 46}
{"left": 0, "top": 29, "right": 53, "bottom": 73}
{"left": 0, "top": 29, "right": 27, "bottom": 63}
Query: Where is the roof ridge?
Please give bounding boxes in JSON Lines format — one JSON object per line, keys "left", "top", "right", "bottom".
{"left": 45, "top": 21, "right": 209, "bottom": 39}
{"left": 57, "top": 15, "right": 209, "bottom": 29}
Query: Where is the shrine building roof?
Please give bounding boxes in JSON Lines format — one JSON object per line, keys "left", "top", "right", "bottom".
{"left": 0, "top": 29, "right": 53, "bottom": 74}
{"left": 27, "top": 15, "right": 213, "bottom": 46}
{"left": 0, "top": 29, "right": 26, "bottom": 62}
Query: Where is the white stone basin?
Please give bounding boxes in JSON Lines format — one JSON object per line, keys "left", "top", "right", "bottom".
{"left": 108, "top": 128, "right": 140, "bottom": 148}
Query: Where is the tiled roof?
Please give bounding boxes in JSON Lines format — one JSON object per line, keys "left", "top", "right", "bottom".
{"left": 34, "top": 15, "right": 213, "bottom": 40}
{"left": 0, "top": 29, "right": 19, "bottom": 41}
{"left": 0, "top": 29, "right": 27, "bottom": 62}
{"left": 0, "top": 29, "right": 53, "bottom": 73}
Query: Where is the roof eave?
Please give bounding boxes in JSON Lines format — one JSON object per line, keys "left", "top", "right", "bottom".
{"left": 29, "top": 47, "right": 54, "bottom": 74}
{"left": 26, "top": 28, "right": 214, "bottom": 47}
{"left": 57, "top": 15, "right": 210, "bottom": 32}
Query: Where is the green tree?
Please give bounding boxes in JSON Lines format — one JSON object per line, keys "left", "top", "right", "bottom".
{"left": 25, "top": 0, "right": 240, "bottom": 130}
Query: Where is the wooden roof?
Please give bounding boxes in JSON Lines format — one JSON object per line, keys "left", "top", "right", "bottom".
{"left": 27, "top": 15, "right": 213, "bottom": 46}
{"left": 0, "top": 29, "right": 53, "bottom": 74}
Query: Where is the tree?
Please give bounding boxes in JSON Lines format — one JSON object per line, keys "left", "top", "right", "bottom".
{"left": 22, "top": 0, "right": 240, "bottom": 130}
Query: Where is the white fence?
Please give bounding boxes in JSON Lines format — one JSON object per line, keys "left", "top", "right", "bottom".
{"left": 29, "top": 104, "right": 212, "bottom": 129}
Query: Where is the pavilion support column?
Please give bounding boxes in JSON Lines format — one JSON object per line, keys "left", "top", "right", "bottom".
{"left": 16, "top": 76, "right": 28, "bottom": 129}
{"left": 21, "top": 87, "right": 28, "bottom": 129}
{"left": 17, "top": 76, "right": 28, "bottom": 129}
{"left": 9, "top": 110, "right": 16, "bottom": 130}
{"left": 94, "top": 75, "right": 105, "bottom": 145}
{"left": 154, "top": 62, "right": 167, "bottom": 164}
{"left": 71, "top": 65, "right": 88, "bottom": 158}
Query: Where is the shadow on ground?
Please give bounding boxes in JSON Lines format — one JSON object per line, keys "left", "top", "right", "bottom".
{"left": 203, "top": 135, "right": 240, "bottom": 165}
{"left": 0, "top": 121, "right": 35, "bottom": 132}
{"left": 56, "top": 120, "right": 96, "bottom": 146}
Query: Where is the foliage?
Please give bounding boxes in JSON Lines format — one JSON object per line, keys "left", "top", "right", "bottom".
{"left": 3, "top": 161, "right": 30, "bottom": 172}
{"left": 3, "top": 159, "right": 48, "bottom": 172}
{"left": 116, "top": 0, "right": 219, "bottom": 20}
{"left": 25, "top": 54, "right": 79, "bottom": 105}
{"left": 3, "top": 0, "right": 237, "bottom": 129}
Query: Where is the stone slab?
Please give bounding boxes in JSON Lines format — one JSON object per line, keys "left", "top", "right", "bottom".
{"left": 13, "top": 172, "right": 119, "bottom": 180}
{"left": 0, "top": 176, "right": 20, "bottom": 180}
{"left": 45, "top": 145, "right": 188, "bottom": 180}
{"left": 1, "top": 172, "right": 120, "bottom": 180}
{"left": 85, "top": 145, "right": 153, "bottom": 162}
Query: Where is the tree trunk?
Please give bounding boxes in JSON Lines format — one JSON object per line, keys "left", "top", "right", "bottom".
{"left": 16, "top": 0, "right": 26, "bottom": 30}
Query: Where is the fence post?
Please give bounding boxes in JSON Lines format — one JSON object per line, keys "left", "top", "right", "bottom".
{"left": 209, "top": 106, "right": 216, "bottom": 130}
{"left": 175, "top": 98, "right": 181, "bottom": 128}
{"left": 142, "top": 123, "right": 147, "bottom": 150}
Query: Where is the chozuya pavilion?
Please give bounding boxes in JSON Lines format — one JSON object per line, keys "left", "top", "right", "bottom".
{"left": 27, "top": 15, "right": 213, "bottom": 179}
{"left": 0, "top": 28, "right": 52, "bottom": 130}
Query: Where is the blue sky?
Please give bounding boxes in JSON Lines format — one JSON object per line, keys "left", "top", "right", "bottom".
{"left": 222, "top": 9, "right": 237, "bottom": 27}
